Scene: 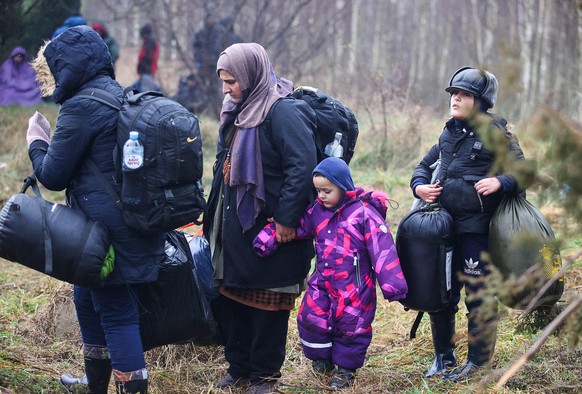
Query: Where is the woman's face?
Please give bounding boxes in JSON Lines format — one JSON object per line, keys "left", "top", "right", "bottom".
{"left": 449, "top": 89, "right": 475, "bottom": 120}
{"left": 313, "top": 175, "right": 342, "bottom": 209}
{"left": 218, "top": 69, "right": 242, "bottom": 104}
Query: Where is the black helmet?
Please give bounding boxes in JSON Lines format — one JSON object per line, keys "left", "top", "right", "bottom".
{"left": 445, "top": 67, "right": 498, "bottom": 109}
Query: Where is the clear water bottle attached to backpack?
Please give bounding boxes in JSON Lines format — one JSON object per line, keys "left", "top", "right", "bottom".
{"left": 122, "top": 131, "right": 144, "bottom": 205}
{"left": 324, "top": 132, "right": 344, "bottom": 158}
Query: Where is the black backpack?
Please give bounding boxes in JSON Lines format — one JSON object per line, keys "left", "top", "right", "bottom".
{"left": 267, "top": 86, "right": 359, "bottom": 164}
{"left": 78, "top": 88, "right": 206, "bottom": 234}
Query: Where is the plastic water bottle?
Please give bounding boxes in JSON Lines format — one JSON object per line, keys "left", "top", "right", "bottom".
{"left": 324, "top": 132, "right": 344, "bottom": 158}
{"left": 122, "top": 131, "right": 144, "bottom": 171}
{"left": 122, "top": 131, "right": 144, "bottom": 205}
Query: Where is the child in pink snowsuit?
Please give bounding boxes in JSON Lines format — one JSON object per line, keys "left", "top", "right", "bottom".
{"left": 253, "top": 157, "right": 408, "bottom": 389}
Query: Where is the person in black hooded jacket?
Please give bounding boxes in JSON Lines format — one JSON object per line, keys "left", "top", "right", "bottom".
{"left": 27, "top": 25, "right": 163, "bottom": 394}
{"left": 410, "top": 67, "right": 527, "bottom": 382}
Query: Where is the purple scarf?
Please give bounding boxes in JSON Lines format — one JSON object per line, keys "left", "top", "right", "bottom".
{"left": 217, "top": 43, "right": 293, "bottom": 231}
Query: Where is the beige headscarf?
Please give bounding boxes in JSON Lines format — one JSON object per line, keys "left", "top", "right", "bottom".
{"left": 216, "top": 43, "right": 289, "bottom": 128}
{"left": 215, "top": 43, "right": 293, "bottom": 231}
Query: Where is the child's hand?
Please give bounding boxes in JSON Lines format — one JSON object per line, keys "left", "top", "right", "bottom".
{"left": 475, "top": 177, "right": 501, "bottom": 195}
{"left": 415, "top": 180, "right": 443, "bottom": 204}
{"left": 274, "top": 221, "right": 296, "bottom": 243}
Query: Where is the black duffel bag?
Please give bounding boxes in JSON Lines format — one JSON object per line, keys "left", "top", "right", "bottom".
{"left": 136, "top": 230, "right": 218, "bottom": 351}
{"left": 396, "top": 203, "right": 454, "bottom": 313}
{"left": 489, "top": 195, "right": 564, "bottom": 309}
{"left": 0, "top": 176, "right": 111, "bottom": 287}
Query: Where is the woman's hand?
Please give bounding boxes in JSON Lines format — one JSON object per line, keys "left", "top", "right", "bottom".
{"left": 475, "top": 177, "right": 501, "bottom": 195}
{"left": 415, "top": 180, "right": 443, "bottom": 204}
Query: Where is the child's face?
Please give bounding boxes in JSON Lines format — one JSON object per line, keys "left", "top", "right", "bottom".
{"left": 449, "top": 89, "right": 475, "bottom": 120}
{"left": 313, "top": 175, "right": 342, "bottom": 209}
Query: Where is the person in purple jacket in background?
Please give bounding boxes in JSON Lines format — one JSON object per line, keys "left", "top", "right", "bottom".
{"left": 253, "top": 157, "right": 408, "bottom": 390}
{"left": 0, "top": 46, "right": 42, "bottom": 106}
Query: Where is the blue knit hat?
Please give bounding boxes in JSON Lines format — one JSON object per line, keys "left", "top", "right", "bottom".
{"left": 312, "top": 157, "right": 355, "bottom": 192}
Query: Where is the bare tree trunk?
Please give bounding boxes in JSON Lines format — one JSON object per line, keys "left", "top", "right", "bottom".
{"left": 348, "top": 0, "right": 361, "bottom": 75}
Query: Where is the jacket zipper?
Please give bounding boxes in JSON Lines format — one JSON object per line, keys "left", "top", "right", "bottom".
{"left": 474, "top": 184, "right": 484, "bottom": 212}
{"left": 354, "top": 251, "right": 361, "bottom": 286}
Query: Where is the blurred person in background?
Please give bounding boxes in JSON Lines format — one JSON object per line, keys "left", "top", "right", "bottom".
{"left": 132, "top": 23, "right": 161, "bottom": 93}
{"left": 92, "top": 22, "right": 120, "bottom": 68}
{"left": 52, "top": 14, "right": 87, "bottom": 39}
{"left": 0, "top": 46, "right": 42, "bottom": 106}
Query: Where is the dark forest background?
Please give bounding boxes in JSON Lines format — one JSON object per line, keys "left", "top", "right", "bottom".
{"left": 0, "top": 0, "right": 580, "bottom": 123}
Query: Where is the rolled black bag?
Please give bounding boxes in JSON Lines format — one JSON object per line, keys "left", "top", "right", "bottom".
{"left": 489, "top": 194, "right": 564, "bottom": 309}
{"left": 0, "top": 176, "right": 110, "bottom": 287}
{"left": 137, "top": 230, "right": 218, "bottom": 351}
{"left": 396, "top": 204, "right": 454, "bottom": 313}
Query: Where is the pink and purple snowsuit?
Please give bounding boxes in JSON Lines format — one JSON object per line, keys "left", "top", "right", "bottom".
{"left": 254, "top": 187, "right": 408, "bottom": 369}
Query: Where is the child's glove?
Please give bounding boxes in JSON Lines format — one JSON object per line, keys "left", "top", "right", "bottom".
{"left": 252, "top": 222, "right": 278, "bottom": 257}
{"left": 26, "top": 111, "right": 51, "bottom": 146}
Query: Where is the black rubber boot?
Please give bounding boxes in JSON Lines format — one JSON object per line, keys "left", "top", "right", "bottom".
{"left": 85, "top": 357, "right": 112, "bottom": 394}
{"left": 443, "top": 313, "right": 497, "bottom": 382}
{"left": 329, "top": 367, "right": 356, "bottom": 389}
{"left": 425, "top": 314, "right": 456, "bottom": 378}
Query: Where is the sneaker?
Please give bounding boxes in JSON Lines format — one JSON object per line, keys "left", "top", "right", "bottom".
{"left": 215, "top": 372, "right": 249, "bottom": 388}
{"left": 312, "top": 359, "right": 335, "bottom": 374}
{"left": 329, "top": 367, "right": 356, "bottom": 389}
{"left": 60, "top": 373, "right": 88, "bottom": 392}
{"left": 246, "top": 380, "right": 277, "bottom": 394}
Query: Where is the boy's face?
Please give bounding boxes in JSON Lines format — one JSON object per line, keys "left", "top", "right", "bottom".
{"left": 313, "top": 175, "right": 342, "bottom": 209}
{"left": 449, "top": 89, "right": 475, "bottom": 120}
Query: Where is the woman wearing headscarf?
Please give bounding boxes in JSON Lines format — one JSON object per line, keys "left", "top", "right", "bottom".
{"left": 204, "top": 43, "right": 317, "bottom": 394}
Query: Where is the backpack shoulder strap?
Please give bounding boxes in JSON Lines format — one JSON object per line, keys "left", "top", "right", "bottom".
{"left": 409, "top": 311, "right": 424, "bottom": 339}
{"left": 263, "top": 96, "right": 292, "bottom": 141}
{"left": 86, "top": 158, "right": 122, "bottom": 209}
{"left": 76, "top": 88, "right": 122, "bottom": 111}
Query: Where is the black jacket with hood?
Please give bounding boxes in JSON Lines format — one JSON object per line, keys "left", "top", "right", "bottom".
{"left": 205, "top": 98, "right": 317, "bottom": 289}
{"left": 411, "top": 115, "right": 526, "bottom": 235}
{"left": 28, "top": 25, "right": 164, "bottom": 285}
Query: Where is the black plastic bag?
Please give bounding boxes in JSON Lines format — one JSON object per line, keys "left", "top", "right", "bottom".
{"left": 489, "top": 195, "right": 564, "bottom": 309}
{"left": 0, "top": 176, "right": 110, "bottom": 287}
{"left": 136, "top": 230, "right": 217, "bottom": 350}
{"left": 396, "top": 204, "right": 454, "bottom": 312}
{"left": 187, "top": 234, "right": 219, "bottom": 300}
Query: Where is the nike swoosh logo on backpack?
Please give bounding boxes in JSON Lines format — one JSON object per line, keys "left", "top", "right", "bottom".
{"left": 186, "top": 136, "right": 198, "bottom": 143}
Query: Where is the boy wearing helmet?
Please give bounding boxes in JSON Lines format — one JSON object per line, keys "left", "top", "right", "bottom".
{"left": 410, "top": 67, "right": 527, "bottom": 381}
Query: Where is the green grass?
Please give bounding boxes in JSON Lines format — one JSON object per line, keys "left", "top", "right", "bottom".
{"left": 0, "top": 104, "right": 580, "bottom": 393}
